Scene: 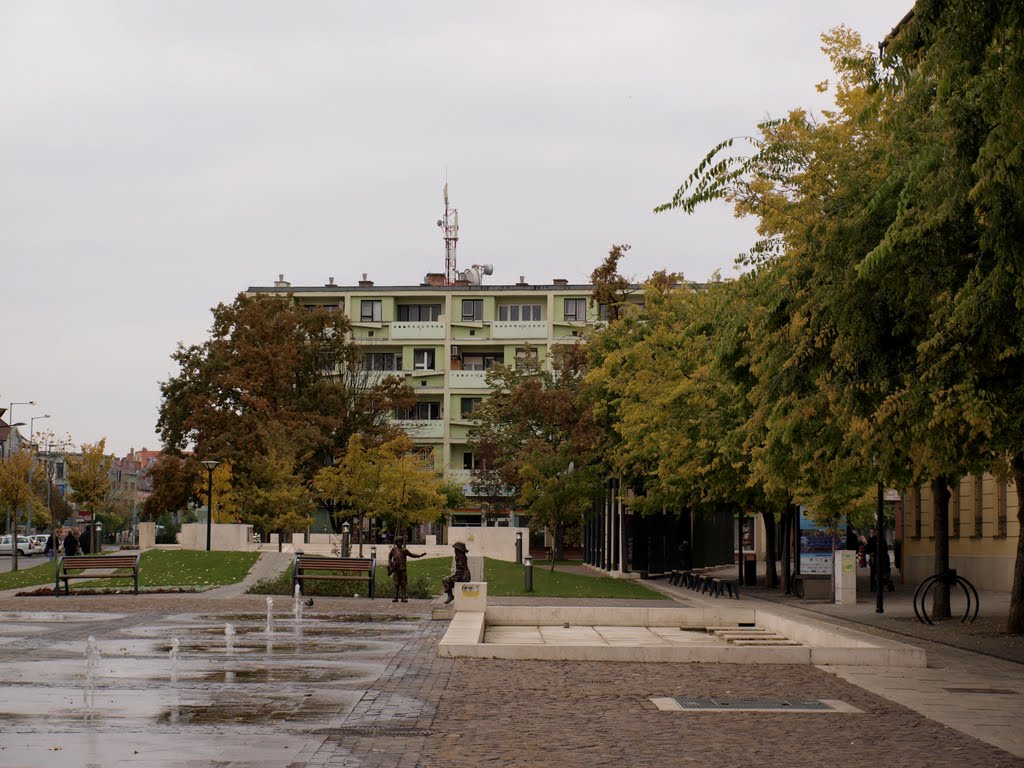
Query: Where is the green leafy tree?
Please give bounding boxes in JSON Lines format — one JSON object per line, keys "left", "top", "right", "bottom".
{"left": 157, "top": 293, "right": 414, "bottom": 536}
{"left": 144, "top": 453, "right": 201, "bottom": 519}
{"left": 196, "top": 461, "right": 240, "bottom": 524}
{"left": 67, "top": 439, "right": 114, "bottom": 522}
{"left": 0, "top": 450, "right": 45, "bottom": 570}
{"left": 470, "top": 348, "right": 601, "bottom": 559}
{"left": 236, "top": 428, "right": 315, "bottom": 549}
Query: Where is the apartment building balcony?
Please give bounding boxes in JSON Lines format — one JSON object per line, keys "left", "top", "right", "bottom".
{"left": 445, "top": 468, "right": 475, "bottom": 487}
{"left": 491, "top": 320, "right": 548, "bottom": 340}
{"left": 394, "top": 419, "right": 444, "bottom": 439}
{"left": 449, "top": 370, "right": 490, "bottom": 389}
{"left": 391, "top": 321, "right": 446, "bottom": 340}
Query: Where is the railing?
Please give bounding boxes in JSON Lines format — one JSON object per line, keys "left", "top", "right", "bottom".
{"left": 390, "top": 322, "right": 446, "bottom": 339}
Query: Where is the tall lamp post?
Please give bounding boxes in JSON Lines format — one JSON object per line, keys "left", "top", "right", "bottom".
{"left": 5, "top": 401, "right": 34, "bottom": 456}
{"left": 201, "top": 460, "right": 220, "bottom": 552}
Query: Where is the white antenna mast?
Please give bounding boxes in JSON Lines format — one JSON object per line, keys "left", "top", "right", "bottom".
{"left": 438, "top": 182, "right": 459, "bottom": 285}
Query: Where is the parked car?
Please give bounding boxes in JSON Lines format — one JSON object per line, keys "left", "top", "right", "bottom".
{"left": 29, "top": 534, "right": 52, "bottom": 552}
{"left": 0, "top": 535, "right": 37, "bottom": 557}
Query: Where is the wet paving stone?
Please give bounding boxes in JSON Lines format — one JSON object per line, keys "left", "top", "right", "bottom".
{"left": 0, "top": 594, "right": 1022, "bottom": 767}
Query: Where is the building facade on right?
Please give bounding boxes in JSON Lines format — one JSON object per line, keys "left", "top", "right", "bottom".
{"left": 901, "top": 475, "right": 1020, "bottom": 591}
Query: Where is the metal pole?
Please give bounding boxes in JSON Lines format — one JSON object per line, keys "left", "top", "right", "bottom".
{"left": 876, "top": 481, "right": 885, "bottom": 614}
{"left": 738, "top": 513, "right": 744, "bottom": 584}
{"left": 206, "top": 465, "right": 214, "bottom": 552}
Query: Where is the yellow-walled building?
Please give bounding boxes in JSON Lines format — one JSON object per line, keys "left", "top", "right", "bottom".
{"left": 901, "top": 475, "right": 1020, "bottom": 592}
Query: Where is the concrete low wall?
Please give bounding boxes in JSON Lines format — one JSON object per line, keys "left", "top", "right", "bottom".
{"left": 180, "top": 523, "right": 257, "bottom": 552}
{"left": 287, "top": 527, "right": 528, "bottom": 565}
{"left": 447, "top": 526, "right": 528, "bottom": 562}
{"left": 138, "top": 522, "right": 156, "bottom": 551}
{"left": 439, "top": 603, "right": 927, "bottom": 667}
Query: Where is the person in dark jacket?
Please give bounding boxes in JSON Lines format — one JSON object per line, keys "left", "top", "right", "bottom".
{"left": 63, "top": 527, "right": 80, "bottom": 557}
{"left": 441, "top": 542, "right": 471, "bottom": 604}
{"left": 80, "top": 524, "right": 92, "bottom": 555}
{"left": 44, "top": 530, "right": 60, "bottom": 560}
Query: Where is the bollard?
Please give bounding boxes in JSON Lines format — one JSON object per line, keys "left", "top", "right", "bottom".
{"left": 515, "top": 531, "right": 523, "bottom": 565}
{"left": 341, "top": 522, "right": 351, "bottom": 558}
{"left": 524, "top": 555, "right": 533, "bottom": 592}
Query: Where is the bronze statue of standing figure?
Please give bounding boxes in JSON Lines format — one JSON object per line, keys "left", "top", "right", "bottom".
{"left": 387, "top": 535, "right": 424, "bottom": 602}
{"left": 441, "top": 541, "right": 471, "bottom": 604}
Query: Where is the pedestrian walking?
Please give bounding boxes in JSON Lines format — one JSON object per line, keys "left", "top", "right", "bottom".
{"left": 63, "top": 527, "right": 80, "bottom": 557}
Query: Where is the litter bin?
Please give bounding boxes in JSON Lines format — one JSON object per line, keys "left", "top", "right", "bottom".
{"left": 743, "top": 558, "right": 757, "bottom": 587}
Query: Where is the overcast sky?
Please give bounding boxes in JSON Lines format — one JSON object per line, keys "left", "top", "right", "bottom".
{"left": 1, "top": 1, "right": 906, "bottom": 456}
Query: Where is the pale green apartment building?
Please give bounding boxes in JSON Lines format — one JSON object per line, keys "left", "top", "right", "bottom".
{"left": 248, "top": 271, "right": 612, "bottom": 525}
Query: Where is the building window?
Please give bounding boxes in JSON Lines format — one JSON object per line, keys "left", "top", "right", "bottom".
{"left": 498, "top": 304, "right": 542, "bottom": 321}
{"left": 461, "top": 299, "right": 483, "bottom": 321}
{"left": 463, "top": 451, "right": 480, "bottom": 470}
{"left": 361, "top": 352, "right": 401, "bottom": 371}
{"left": 397, "top": 304, "right": 441, "bottom": 322}
{"left": 951, "top": 480, "right": 960, "bottom": 538}
{"left": 396, "top": 402, "right": 441, "bottom": 420}
{"left": 412, "top": 447, "right": 435, "bottom": 468}
{"left": 564, "top": 298, "right": 587, "bottom": 321}
{"left": 515, "top": 347, "right": 538, "bottom": 369}
{"left": 413, "top": 349, "right": 436, "bottom": 370}
{"left": 913, "top": 485, "right": 921, "bottom": 538}
{"left": 461, "top": 397, "right": 483, "bottom": 418}
{"left": 998, "top": 480, "right": 1008, "bottom": 537}
{"left": 56, "top": 462, "right": 64, "bottom": 480}
{"left": 360, "top": 300, "right": 382, "bottom": 322}
{"left": 974, "top": 475, "right": 984, "bottom": 537}
{"left": 462, "top": 352, "right": 503, "bottom": 371}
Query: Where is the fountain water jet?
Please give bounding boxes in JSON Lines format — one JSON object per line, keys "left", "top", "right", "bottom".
{"left": 169, "top": 637, "right": 180, "bottom": 683}
{"left": 225, "top": 623, "right": 236, "bottom": 653}
{"left": 265, "top": 597, "right": 275, "bottom": 635}
{"left": 84, "top": 635, "right": 101, "bottom": 710}
{"left": 293, "top": 584, "right": 303, "bottom": 623}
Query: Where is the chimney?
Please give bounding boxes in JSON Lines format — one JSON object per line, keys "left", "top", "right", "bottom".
{"left": 552, "top": 278, "right": 568, "bottom": 287}
{"left": 517, "top": 275, "right": 528, "bottom": 286}
{"left": 274, "top": 273, "right": 291, "bottom": 288}
{"left": 423, "top": 272, "right": 446, "bottom": 287}
{"left": 325, "top": 276, "right": 335, "bottom": 286}
{"left": 358, "top": 273, "right": 374, "bottom": 288}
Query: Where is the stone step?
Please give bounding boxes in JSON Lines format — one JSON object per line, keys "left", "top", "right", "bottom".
{"left": 729, "top": 639, "right": 803, "bottom": 646}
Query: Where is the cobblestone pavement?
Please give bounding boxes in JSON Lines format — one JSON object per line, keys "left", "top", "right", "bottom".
{"left": 1, "top": 593, "right": 1024, "bottom": 767}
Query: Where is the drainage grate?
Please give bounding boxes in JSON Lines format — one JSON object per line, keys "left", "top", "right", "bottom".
{"left": 327, "top": 726, "right": 433, "bottom": 737}
{"left": 944, "top": 687, "right": 1021, "bottom": 695}
{"left": 672, "top": 696, "right": 833, "bottom": 711}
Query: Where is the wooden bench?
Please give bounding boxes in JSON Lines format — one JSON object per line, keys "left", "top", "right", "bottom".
{"left": 292, "top": 555, "right": 376, "bottom": 598}
{"left": 56, "top": 554, "right": 141, "bottom": 596}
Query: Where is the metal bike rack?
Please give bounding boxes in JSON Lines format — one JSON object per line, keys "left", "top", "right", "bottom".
{"left": 913, "top": 569, "right": 980, "bottom": 625}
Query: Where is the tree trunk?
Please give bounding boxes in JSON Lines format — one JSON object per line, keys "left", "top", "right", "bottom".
{"left": 931, "top": 475, "right": 951, "bottom": 620}
{"left": 1007, "top": 454, "right": 1024, "bottom": 634}
{"left": 553, "top": 521, "right": 564, "bottom": 562}
{"left": 761, "top": 509, "right": 778, "bottom": 588}
{"left": 780, "top": 506, "right": 793, "bottom": 595}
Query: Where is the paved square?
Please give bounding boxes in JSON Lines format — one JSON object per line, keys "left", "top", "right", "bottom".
{"left": 0, "top": 594, "right": 1021, "bottom": 767}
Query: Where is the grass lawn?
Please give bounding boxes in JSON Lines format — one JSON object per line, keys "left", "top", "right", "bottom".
{"left": 248, "top": 555, "right": 667, "bottom": 600}
{"left": 0, "top": 550, "right": 260, "bottom": 592}
{"left": 0, "top": 558, "right": 60, "bottom": 591}
{"left": 78, "top": 550, "right": 260, "bottom": 590}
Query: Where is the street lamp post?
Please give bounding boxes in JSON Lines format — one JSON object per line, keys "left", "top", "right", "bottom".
{"left": 5, "top": 401, "right": 34, "bottom": 456}
{"left": 200, "top": 460, "right": 220, "bottom": 552}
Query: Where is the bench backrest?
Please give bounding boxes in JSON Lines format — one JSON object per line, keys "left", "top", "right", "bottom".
{"left": 296, "top": 556, "right": 373, "bottom": 572}
{"left": 62, "top": 555, "right": 139, "bottom": 571}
